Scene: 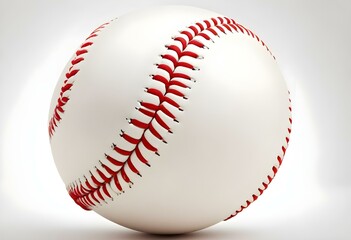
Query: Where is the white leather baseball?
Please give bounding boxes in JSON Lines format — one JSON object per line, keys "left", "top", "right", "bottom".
{"left": 48, "top": 5, "right": 291, "bottom": 234}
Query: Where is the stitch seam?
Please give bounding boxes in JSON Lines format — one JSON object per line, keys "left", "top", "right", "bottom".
{"left": 48, "top": 21, "right": 112, "bottom": 138}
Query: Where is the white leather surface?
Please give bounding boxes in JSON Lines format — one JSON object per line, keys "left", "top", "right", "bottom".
{"left": 49, "top": 6, "right": 291, "bottom": 234}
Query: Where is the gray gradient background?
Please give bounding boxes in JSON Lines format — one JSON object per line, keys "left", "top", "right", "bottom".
{"left": 1, "top": 0, "right": 350, "bottom": 239}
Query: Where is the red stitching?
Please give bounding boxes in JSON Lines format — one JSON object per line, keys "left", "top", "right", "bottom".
{"left": 224, "top": 93, "right": 292, "bottom": 221}
{"left": 48, "top": 21, "right": 111, "bottom": 138}
{"left": 53, "top": 16, "right": 285, "bottom": 216}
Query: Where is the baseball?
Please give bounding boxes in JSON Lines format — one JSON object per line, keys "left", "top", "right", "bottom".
{"left": 48, "top": 5, "right": 291, "bottom": 234}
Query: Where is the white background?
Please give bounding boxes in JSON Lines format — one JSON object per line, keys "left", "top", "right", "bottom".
{"left": 1, "top": 0, "right": 350, "bottom": 239}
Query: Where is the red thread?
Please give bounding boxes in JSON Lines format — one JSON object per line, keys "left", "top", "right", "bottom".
{"left": 196, "top": 22, "right": 205, "bottom": 31}
{"left": 135, "top": 146, "right": 151, "bottom": 166}
{"left": 181, "top": 51, "right": 200, "bottom": 59}
{"left": 96, "top": 188, "right": 105, "bottom": 201}
{"left": 204, "top": 20, "right": 211, "bottom": 28}
{"left": 152, "top": 74, "right": 169, "bottom": 87}
{"left": 121, "top": 133, "right": 140, "bottom": 145}
{"left": 157, "top": 64, "right": 174, "bottom": 77}
{"left": 127, "top": 158, "right": 140, "bottom": 175}
{"left": 113, "top": 145, "right": 132, "bottom": 156}
{"left": 166, "top": 45, "right": 182, "bottom": 58}
{"left": 211, "top": 18, "right": 218, "bottom": 25}
{"left": 177, "top": 61, "right": 195, "bottom": 70}
{"left": 76, "top": 49, "right": 88, "bottom": 56}
{"left": 48, "top": 21, "right": 111, "bottom": 138}
{"left": 141, "top": 136, "right": 158, "bottom": 152}
{"left": 113, "top": 174, "right": 123, "bottom": 191}
{"left": 171, "top": 72, "right": 191, "bottom": 80}
{"left": 167, "top": 88, "right": 186, "bottom": 98}
{"left": 140, "top": 101, "right": 159, "bottom": 111}
{"left": 59, "top": 17, "right": 282, "bottom": 212}
{"left": 159, "top": 105, "right": 176, "bottom": 119}
{"left": 91, "top": 174, "right": 102, "bottom": 186}
{"left": 154, "top": 113, "right": 171, "bottom": 132}
{"left": 102, "top": 183, "right": 111, "bottom": 198}
{"left": 96, "top": 168, "right": 109, "bottom": 182}
{"left": 101, "top": 163, "right": 115, "bottom": 175}
{"left": 71, "top": 57, "right": 84, "bottom": 65}
{"left": 189, "top": 39, "right": 205, "bottom": 48}
{"left": 180, "top": 30, "right": 193, "bottom": 40}
{"left": 85, "top": 179, "right": 95, "bottom": 191}
{"left": 189, "top": 26, "right": 199, "bottom": 35}
{"left": 130, "top": 118, "right": 149, "bottom": 129}
{"left": 223, "top": 24, "right": 233, "bottom": 32}
{"left": 137, "top": 107, "right": 155, "bottom": 118}
{"left": 198, "top": 32, "right": 211, "bottom": 40}
{"left": 224, "top": 94, "right": 292, "bottom": 221}
{"left": 207, "top": 27, "right": 219, "bottom": 36}
{"left": 170, "top": 80, "right": 189, "bottom": 88}
{"left": 86, "top": 194, "right": 95, "bottom": 206}
{"left": 163, "top": 96, "right": 181, "bottom": 110}
{"left": 105, "top": 154, "right": 124, "bottom": 167}
{"left": 148, "top": 123, "right": 164, "bottom": 141}
{"left": 216, "top": 25, "right": 226, "bottom": 34}
{"left": 81, "top": 42, "right": 93, "bottom": 48}
{"left": 174, "top": 37, "right": 187, "bottom": 49}
{"left": 146, "top": 88, "right": 164, "bottom": 102}
{"left": 90, "top": 191, "right": 100, "bottom": 204}
{"left": 121, "top": 167, "right": 131, "bottom": 183}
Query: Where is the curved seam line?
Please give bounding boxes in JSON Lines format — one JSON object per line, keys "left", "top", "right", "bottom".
{"left": 48, "top": 20, "right": 113, "bottom": 138}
